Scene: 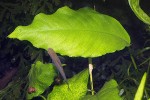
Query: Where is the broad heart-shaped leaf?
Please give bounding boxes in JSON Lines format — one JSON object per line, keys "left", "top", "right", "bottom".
{"left": 82, "top": 79, "right": 123, "bottom": 100}
{"left": 27, "top": 61, "right": 57, "bottom": 99}
{"left": 47, "top": 69, "right": 89, "bottom": 100}
{"left": 8, "top": 6, "right": 130, "bottom": 57}
{"left": 128, "top": 0, "right": 150, "bottom": 25}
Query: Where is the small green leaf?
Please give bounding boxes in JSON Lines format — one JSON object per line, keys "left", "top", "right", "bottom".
{"left": 134, "top": 72, "right": 147, "bottom": 100}
{"left": 47, "top": 69, "right": 89, "bottom": 100}
{"left": 82, "top": 79, "right": 123, "bottom": 100}
{"left": 8, "top": 6, "right": 130, "bottom": 57}
{"left": 128, "top": 0, "right": 150, "bottom": 25}
{"left": 27, "top": 61, "right": 57, "bottom": 99}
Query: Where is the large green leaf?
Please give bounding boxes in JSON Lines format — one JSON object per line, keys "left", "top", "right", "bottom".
{"left": 8, "top": 6, "right": 130, "bottom": 57}
{"left": 128, "top": 0, "right": 150, "bottom": 25}
{"left": 27, "top": 61, "right": 57, "bottom": 99}
{"left": 82, "top": 79, "right": 123, "bottom": 100}
{"left": 47, "top": 69, "right": 89, "bottom": 100}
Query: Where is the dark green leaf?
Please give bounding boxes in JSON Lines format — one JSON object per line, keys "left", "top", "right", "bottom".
{"left": 27, "top": 61, "right": 57, "bottom": 99}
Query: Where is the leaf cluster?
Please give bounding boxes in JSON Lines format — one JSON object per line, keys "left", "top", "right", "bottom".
{"left": 0, "top": 0, "right": 150, "bottom": 100}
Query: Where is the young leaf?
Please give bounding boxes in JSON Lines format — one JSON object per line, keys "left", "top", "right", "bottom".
{"left": 8, "top": 6, "right": 130, "bottom": 57}
{"left": 47, "top": 69, "right": 89, "bottom": 100}
{"left": 134, "top": 72, "right": 147, "bottom": 100}
{"left": 128, "top": 0, "right": 150, "bottom": 25}
{"left": 27, "top": 61, "right": 57, "bottom": 99}
{"left": 82, "top": 79, "right": 123, "bottom": 100}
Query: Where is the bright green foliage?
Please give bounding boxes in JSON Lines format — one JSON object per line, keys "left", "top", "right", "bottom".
{"left": 27, "top": 61, "right": 57, "bottom": 99}
{"left": 47, "top": 69, "right": 89, "bottom": 100}
{"left": 128, "top": 0, "right": 150, "bottom": 25}
{"left": 8, "top": 6, "right": 130, "bottom": 57}
{"left": 82, "top": 79, "right": 123, "bottom": 100}
{"left": 134, "top": 72, "right": 147, "bottom": 100}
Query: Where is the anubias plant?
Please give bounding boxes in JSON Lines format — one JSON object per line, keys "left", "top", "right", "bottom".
{"left": 8, "top": 6, "right": 130, "bottom": 100}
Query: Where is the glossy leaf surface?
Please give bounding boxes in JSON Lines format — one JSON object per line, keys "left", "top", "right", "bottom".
{"left": 8, "top": 6, "right": 130, "bottom": 57}
{"left": 27, "top": 61, "right": 57, "bottom": 99}
{"left": 47, "top": 69, "right": 89, "bottom": 100}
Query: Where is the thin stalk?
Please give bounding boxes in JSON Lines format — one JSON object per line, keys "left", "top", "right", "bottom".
{"left": 39, "top": 95, "right": 46, "bottom": 100}
{"left": 88, "top": 58, "right": 94, "bottom": 95}
{"left": 139, "top": 57, "right": 150, "bottom": 66}
{"left": 128, "top": 48, "right": 138, "bottom": 71}
{"left": 130, "top": 54, "right": 138, "bottom": 71}
{"left": 127, "top": 63, "right": 132, "bottom": 76}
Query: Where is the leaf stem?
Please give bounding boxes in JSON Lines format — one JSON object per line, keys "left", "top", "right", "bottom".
{"left": 130, "top": 54, "right": 138, "bottom": 72}
{"left": 88, "top": 58, "right": 94, "bottom": 95}
{"left": 39, "top": 95, "right": 46, "bottom": 100}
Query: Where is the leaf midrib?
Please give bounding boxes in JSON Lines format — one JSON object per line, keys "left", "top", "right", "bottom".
{"left": 24, "top": 29, "right": 129, "bottom": 44}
